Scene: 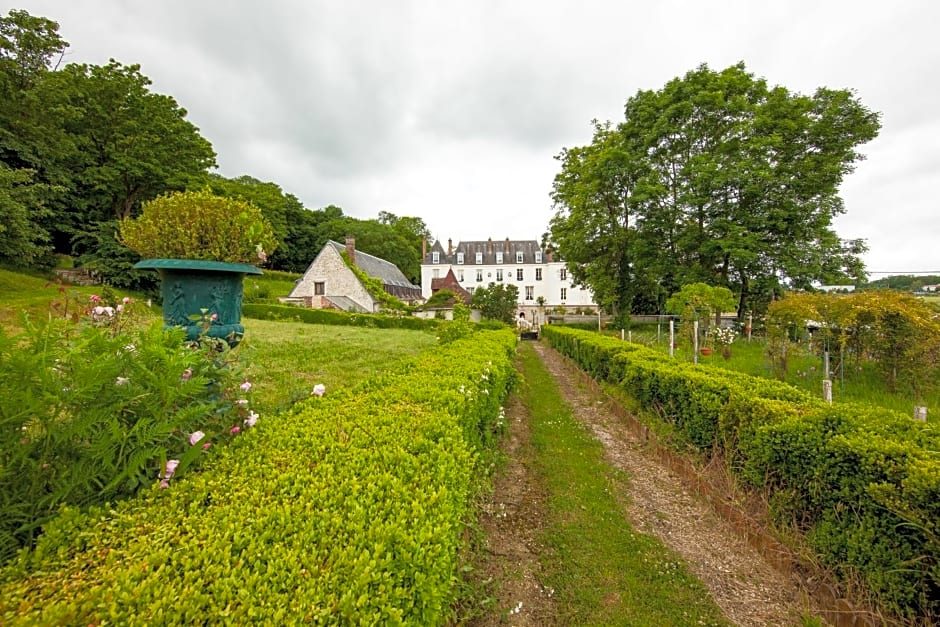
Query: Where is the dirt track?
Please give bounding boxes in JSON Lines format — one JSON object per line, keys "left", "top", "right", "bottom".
{"left": 470, "top": 341, "right": 820, "bottom": 626}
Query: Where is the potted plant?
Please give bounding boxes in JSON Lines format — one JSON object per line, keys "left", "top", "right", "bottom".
{"left": 120, "top": 189, "right": 277, "bottom": 345}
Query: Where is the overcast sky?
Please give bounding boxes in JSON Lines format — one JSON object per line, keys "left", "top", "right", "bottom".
{"left": 15, "top": 0, "right": 940, "bottom": 276}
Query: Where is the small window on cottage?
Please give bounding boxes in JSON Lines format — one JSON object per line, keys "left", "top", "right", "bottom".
{"left": 525, "top": 286, "right": 534, "bottom": 300}
{"left": 496, "top": 252, "right": 503, "bottom": 264}
{"left": 496, "top": 269, "right": 503, "bottom": 281}
{"left": 476, "top": 269, "right": 483, "bottom": 282}
{"left": 314, "top": 281, "right": 325, "bottom": 295}
{"left": 458, "top": 270, "right": 464, "bottom": 282}
{"left": 516, "top": 251, "right": 524, "bottom": 263}
{"left": 560, "top": 287, "right": 567, "bottom": 301}
{"left": 475, "top": 252, "right": 483, "bottom": 264}
{"left": 535, "top": 251, "right": 542, "bottom": 263}
{"left": 516, "top": 268, "right": 524, "bottom": 281}
{"left": 432, "top": 252, "right": 440, "bottom": 264}
{"left": 456, "top": 252, "right": 464, "bottom": 265}
{"left": 560, "top": 268, "right": 567, "bottom": 281}
{"left": 535, "top": 268, "right": 542, "bottom": 281}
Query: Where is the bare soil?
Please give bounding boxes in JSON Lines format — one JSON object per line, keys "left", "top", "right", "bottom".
{"left": 467, "top": 341, "right": 825, "bottom": 626}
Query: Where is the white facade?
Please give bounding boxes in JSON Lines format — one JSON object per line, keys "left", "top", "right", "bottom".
{"left": 421, "top": 238, "right": 597, "bottom": 325}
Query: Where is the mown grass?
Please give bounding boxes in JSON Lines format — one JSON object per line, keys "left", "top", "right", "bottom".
{"left": 0, "top": 267, "right": 115, "bottom": 328}
{"left": 0, "top": 266, "right": 434, "bottom": 417}
{"left": 516, "top": 342, "right": 728, "bottom": 626}
{"left": 238, "top": 318, "right": 437, "bottom": 414}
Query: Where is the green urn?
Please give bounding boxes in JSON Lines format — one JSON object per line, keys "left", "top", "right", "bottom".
{"left": 134, "top": 259, "right": 262, "bottom": 346}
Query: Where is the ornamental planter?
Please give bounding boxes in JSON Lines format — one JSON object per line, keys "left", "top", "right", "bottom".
{"left": 134, "top": 259, "right": 262, "bottom": 346}
{"left": 700, "top": 347, "right": 713, "bottom": 356}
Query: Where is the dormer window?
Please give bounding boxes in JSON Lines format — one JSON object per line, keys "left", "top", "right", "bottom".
{"left": 516, "top": 251, "right": 524, "bottom": 263}
{"left": 456, "top": 252, "right": 464, "bottom": 265}
{"left": 432, "top": 252, "right": 440, "bottom": 264}
{"left": 535, "top": 251, "right": 542, "bottom": 263}
{"left": 475, "top": 252, "right": 483, "bottom": 264}
{"left": 496, "top": 252, "right": 503, "bottom": 264}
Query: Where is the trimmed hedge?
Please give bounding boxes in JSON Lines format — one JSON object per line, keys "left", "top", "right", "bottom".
{"left": 243, "top": 303, "right": 441, "bottom": 332}
{"left": 542, "top": 325, "right": 940, "bottom": 622}
{"left": 0, "top": 330, "right": 517, "bottom": 624}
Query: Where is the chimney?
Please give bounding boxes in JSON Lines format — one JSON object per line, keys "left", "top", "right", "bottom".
{"left": 504, "top": 237, "right": 510, "bottom": 254}
{"left": 447, "top": 238, "right": 453, "bottom": 255}
{"left": 345, "top": 235, "right": 356, "bottom": 266}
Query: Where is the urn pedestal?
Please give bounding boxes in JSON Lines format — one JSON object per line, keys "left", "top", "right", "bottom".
{"left": 134, "top": 259, "right": 262, "bottom": 346}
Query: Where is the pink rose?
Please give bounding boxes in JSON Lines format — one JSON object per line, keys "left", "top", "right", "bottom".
{"left": 202, "top": 442, "right": 212, "bottom": 451}
{"left": 312, "top": 384, "right": 326, "bottom": 397}
{"left": 181, "top": 368, "right": 193, "bottom": 381}
{"left": 164, "top": 459, "right": 180, "bottom": 480}
{"left": 189, "top": 430, "right": 205, "bottom": 446}
{"left": 239, "top": 381, "right": 252, "bottom": 392}
{"left": 230, "top": 426, "right": 241, "bottom": 435}
{"left": 244, "top": 411, "right": 259, "bottom": 428}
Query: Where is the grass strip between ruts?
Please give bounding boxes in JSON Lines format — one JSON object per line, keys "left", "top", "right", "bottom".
{"left": 516, "top": 342, "right": 729, "bottom": 626}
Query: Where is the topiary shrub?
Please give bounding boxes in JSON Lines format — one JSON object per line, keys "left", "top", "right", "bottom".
{"left": 119, "top": 189, "right": 278, "bottom": 264}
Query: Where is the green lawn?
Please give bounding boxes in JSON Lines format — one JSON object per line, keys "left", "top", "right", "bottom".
{"left": 238, "top": 317, "right": 437, "bottom": 414}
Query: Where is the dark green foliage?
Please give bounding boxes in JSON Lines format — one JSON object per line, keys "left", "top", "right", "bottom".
{"left": 549, "top": 63, "right": 881, "bottom": 318}
{"left": 0, "top": 165, "right": 54, "bottom": 268}
{"left": 71, "top": 220, "right": 157, "bottom": 292}
{"left": 0, "top": 298, "right": 257, "bottom": 564}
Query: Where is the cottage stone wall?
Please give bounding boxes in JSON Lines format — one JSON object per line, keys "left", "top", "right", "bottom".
{"left": 290, "top": 245, "right": 375, "bottom": 311}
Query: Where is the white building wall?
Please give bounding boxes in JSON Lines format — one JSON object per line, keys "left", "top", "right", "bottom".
{"left": 421, "top": 256, "right": 597, "bottom": 325}
{"left": 290, "top": 245, "right": 375, "bottom": 310}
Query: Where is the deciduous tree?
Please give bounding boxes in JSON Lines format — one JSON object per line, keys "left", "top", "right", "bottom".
{"left": 549, "top": 63, "right": 880, "bottom": 318}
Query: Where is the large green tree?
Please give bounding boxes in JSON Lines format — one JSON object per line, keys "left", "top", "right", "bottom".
{"left": 2, "top": 10, "right": 216, "bottom": 269}
{"left": 549, "top": 63, "right": 880, "bottom": 318}
{"left": 0, "top": 10, "right": 67, "bottom": 267}
{"left": 471, "top": 282, "right": 519, "bottom": 325}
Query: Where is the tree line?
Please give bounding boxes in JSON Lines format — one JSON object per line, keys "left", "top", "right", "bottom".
{"left": 0, "top": 9, "right": 430, "bottom": 290}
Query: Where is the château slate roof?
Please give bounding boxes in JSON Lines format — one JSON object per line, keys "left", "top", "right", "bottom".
{"left": 424, "top": 238, "right": 547, "bottom": 265}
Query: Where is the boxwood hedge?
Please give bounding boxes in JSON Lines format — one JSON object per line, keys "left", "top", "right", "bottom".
{"left": 0, "top": 330, "right": 517, "bottom": 625}
{"left": 542, "top": 325, "right": 940, "bottom": 622}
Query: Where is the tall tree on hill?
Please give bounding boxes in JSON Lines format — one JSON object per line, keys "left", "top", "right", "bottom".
{"left": 0, "top": 9, "right": 68, "bottom": 267}
{"left": 549, "top": 62, "right": 880, "bottom": 318}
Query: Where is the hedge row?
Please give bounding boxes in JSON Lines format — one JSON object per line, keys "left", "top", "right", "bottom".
{"left": 243, "top": 303, "right": 441, "bottom": 331}
{"left": 542, "top": 325, "right": 940, "bottom": 622}
{"left": 0, "top": 330, "right": 518, "bottom": 625}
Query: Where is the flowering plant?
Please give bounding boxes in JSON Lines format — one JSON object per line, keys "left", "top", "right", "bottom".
{"left": 119, "top": 189, "right": 278, "bottom": 265}
{"left": 708, "top": 325, "right": 736, "bottom": 347}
